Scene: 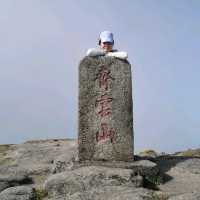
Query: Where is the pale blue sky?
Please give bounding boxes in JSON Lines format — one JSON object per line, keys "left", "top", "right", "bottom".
{"left": 0, "top": 0, "right": 200, "bottom": 153}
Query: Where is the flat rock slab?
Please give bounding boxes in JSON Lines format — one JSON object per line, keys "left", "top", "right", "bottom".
{"left": 44, "top": 164, "right": 156, "bottom": 199}
{"left": 47, "top": 186, "right": 153, "bottom": 200}
{"left": 0, "top": 173, "right": 32, "bottom": 193}
{"left": 72, "top": 160, "right": 158, "bottom": 177}
{"left": 78, "top": 56, "right": 134, "bottom": 161}
{"left": 168, "top": 192, "right": 200, "bottom": 200}
{"left": 158, "top": 158, "right": 200, "bottom": 196}
{"left": 0, "top": 186, "right": 35, "bottom": 200}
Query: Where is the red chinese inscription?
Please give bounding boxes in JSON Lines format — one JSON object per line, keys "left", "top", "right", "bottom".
{"left": 96, "top": 123, "right": 116, "bottom": 143}
{"left": 94, "top": 65, "right": 116, "bottom": 144}
{"left": 96, "top": 65, "right": 114, "bottom": 91}
{"left": 95, "top": 93, "right": 113, "bottom": 117}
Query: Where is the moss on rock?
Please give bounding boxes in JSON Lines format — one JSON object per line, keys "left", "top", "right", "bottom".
{"left": 34, "top": 188, "right": 48, "bottom": 200}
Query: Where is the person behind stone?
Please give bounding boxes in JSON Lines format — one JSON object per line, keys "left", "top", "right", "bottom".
{"left": 86, "top": 31, "right": 128, "bottom": 60}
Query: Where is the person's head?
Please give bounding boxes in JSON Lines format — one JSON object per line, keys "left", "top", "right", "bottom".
{"left": 98, "top": 31, "right": 114, "bottom": 52}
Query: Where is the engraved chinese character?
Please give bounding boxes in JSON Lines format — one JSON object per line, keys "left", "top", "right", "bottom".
{"left": 95, "top": 93, "right": 113, "bottom": 118}
{"left": 96, "top": 65, "right": 114, "bottom": 91}
{"left": 96, "top": 123, "right": 116, "bottom": 143}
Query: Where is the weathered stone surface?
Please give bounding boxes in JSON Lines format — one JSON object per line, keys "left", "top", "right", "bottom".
{"left": 168, "top": 192, "right": 200, "bottom": 200}
{"left": 44, "top": 165, "right": 145, "bottom": 199}
{"left": 158, "top": 158, "right": 200, "bottom": 196}
{"left": 52, "top": 145, "right": 78, "bottom": 173}
{"left": 0, "top": 182, "right": 9, "bottom": 193}
{"left": 175, "top": 158, "right": 200, "bottom": 174}
{"left": 46, "top": 187, "right": 153, "bottom": 200}
{"left": 78, "top": 56, "right": 134, "bottom": 161}
{"left": 0, "top": 139, "right": 77, "bottom": 190}
{"left": 0, "top": 186, "right": 35, "bottom": 200}
{"left": 1, "top": 139, "right": 200, "bottom": 200}
{"left": 68, "top": 187, "right": 153, "bottom": 200}
{"left": 0, "top": 173, "right": 32, "bottom": 193}
{"left": 71, "top": 160, "right": 158, "bottom": 179}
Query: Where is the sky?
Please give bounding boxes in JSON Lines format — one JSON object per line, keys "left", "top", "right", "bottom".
{"left": 0, "top": 0, "right": 200, "bottom": 153}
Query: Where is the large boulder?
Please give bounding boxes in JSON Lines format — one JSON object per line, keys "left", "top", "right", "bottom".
{"left": 0, "top": 172, "right": 32, "bottom": 193}
{"left": 0, "top": 186, "right": 35, "bottom": 200}
{"left": 44, "top": 166, "right": 146, "bottom": 199}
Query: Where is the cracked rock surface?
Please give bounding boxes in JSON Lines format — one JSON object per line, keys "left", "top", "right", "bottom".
{"left": 0, "top": 139, "right": 200, "bottom": 200}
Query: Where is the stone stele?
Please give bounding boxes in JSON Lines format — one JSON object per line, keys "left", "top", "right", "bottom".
{"left": 78, "top": 56, "right": 134, "bottom": 161}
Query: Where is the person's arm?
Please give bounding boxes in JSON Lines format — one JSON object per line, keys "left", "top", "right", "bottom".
{"left": 86, "top": 48, "right": 106, "bottom": 57}
{"left": 106, "top": 51, "right": 128, "bottom": 60}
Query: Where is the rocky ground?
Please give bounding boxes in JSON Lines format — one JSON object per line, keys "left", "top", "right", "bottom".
{"left": 0, "top": 139, "right": 200, "bottom": 200}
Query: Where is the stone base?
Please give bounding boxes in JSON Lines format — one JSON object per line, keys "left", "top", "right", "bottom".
{"left": 72, "top": 159, "right": 158, "bottom": 177}
{"left": 45, "top": 159, "right": 160, "bottom": 199}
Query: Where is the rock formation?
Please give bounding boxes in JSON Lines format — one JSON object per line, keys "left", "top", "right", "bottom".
{"left": 0, "top": 139, "right": 200, "bottom": 200}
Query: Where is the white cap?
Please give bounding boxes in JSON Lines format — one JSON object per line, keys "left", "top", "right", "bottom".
{"left": 99, "top": 31, "right": 114, "bottom": 43}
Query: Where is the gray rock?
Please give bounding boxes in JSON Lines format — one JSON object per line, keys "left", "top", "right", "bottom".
{"left": 0, "top": 182, "right": 9, "bottom": 193}
{"left": 46, "top": 187, "right": 153, "bottom": 200}
{"left": 78, "top": 56, "right": 134, "bottom": 161}
{"left": 52, "top": 146, "right": 78, "bottom": 173}
{"left": 0, "top": 186, "right": 35, "bottom": 200}
{"left": 72, "top": 160, "right": 158, "bottom": 179}
{"left": 44, "top": 165, "right": 144, "bottom": 199}
{"left": 0, "top": 139, "right": 77, "bottom": 184}
{"left": 2, "top": 139, "right": 200, "bottom": 199}
{"left": 169, "top": 192, "right": 200, "bottom": 200}
{"left": 175, "top": 158, "right": 200, "bottom": 174}
{"left": 158, "top": 158, "right": 200, "bottom": 196}
{"left": 69, "top": 186, "right": 153, "bottom": 200}
{"left": 0, "top": 173, "right": 32, "bottom": 193}
{"left": 44, "top": 171, "right": 85, "bottom": 197}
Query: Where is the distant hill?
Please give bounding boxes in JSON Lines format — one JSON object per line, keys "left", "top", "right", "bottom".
{"left": 173, "top": 148, "right": 200, "bottom": 157}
